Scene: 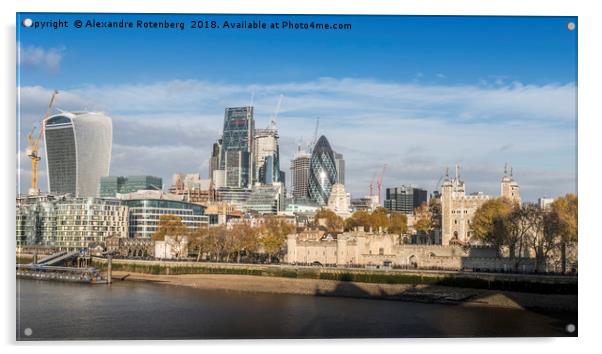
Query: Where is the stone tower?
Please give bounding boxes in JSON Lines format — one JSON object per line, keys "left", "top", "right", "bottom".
{"left": 500, "top": 163, "right": 521, "bottom": 205}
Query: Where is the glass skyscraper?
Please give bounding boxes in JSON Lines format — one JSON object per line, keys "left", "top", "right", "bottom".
{"left": 308, "top": 135, "right": 338, "bottom": 205}
{"left": 220, "top": 107, "right": 254, "bottom": 188}
{"left": 44, "top": 111, "right": 112, "bottom": 197}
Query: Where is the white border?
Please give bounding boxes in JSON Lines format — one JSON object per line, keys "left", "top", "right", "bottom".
{"left": 2, "top": 0, "right": 600, "bottom": 353}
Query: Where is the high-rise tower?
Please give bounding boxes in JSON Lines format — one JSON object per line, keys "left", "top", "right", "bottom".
{"left": 220, "top": 107, "right": 254, "bottom": 188}
{"left": 308, "top": 135, "right": 338, "bottom": 205}
{"left": 290, "top": 149, "right": 311, "bottom": 199}
{"left": 43, "top": 111, "right": 112, "bottom": 197}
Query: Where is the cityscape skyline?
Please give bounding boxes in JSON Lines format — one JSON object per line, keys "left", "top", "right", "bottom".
{"left": 17, "top": 14, "right": 577, "bottom": 202}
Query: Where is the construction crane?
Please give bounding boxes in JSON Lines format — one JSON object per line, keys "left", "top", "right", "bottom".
{"left": 26, "top": 90, "right": 58, "bottom": 195}
{"left": 376, "top": 164, "right": 387, "bottom": 204}
{"left": 307, "top": 117, "right": 320, "bottom": 153}
{"left": 368, "top": 170, "right": 377, "bottom": 197}
{"left": 269, "top": 94, "right": 284, "bottom": 130}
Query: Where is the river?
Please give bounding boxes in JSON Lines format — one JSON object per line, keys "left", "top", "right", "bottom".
{"left": 16, "top": 279, "right": 576, "bottom": 340}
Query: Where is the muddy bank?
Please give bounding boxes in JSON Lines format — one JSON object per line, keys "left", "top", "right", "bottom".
{"left": 111, "top": 271, "right": 577, "bottom": 312}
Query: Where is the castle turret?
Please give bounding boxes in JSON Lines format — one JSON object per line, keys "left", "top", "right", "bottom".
{"left": 500, "top": 163, "right": 521, "bottom": 204}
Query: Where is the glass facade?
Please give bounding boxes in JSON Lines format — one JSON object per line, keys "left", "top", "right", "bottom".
{"left": 44, "top": 117, "right": 77, "bottom": 196}
{"left": 220, "top": 107, "right": 254, "bottom": 188}
{"left": 44, "top": 112, "right": 112, "bottom": 197}
{"left": 308, "top": 136, "right": 338, "bottom": 205}
{"left": 16, "top": 196, "right": 128, "bottom": 251}
{"left": 100, "top": 175, "right": 163, "bottom": 197}
{"left": 123, "top": 199, "right": 208, "bottom": 239}
{"left": 384, "top": 186, "right": 428, "bottom": 214}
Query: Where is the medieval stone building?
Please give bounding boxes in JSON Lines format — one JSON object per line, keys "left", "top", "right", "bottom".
{"left": 441, "top": 164, "right": 521, "bottom": 245}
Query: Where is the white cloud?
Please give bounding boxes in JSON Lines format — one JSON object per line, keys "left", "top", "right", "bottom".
{"left": 17, "top": 42, "right": 65, "bottom": 72}
{"left": 16, "top": 78, "right": 577, "bottom": 201}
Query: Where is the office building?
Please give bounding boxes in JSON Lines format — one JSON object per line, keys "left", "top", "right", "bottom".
{"left": 290, "top": 150, "right": 310, "bottom": 199}
{"left": 16, "top": 195, "right": 128, "bottom": 250}
{"left": 384, "top": 185, "right": 428, "bottom": 214}
{"left": 245, "top": 182, "right": 285, "bottom": 214}
{"left": 307, "top": 136, "right": 338, "bottom": 206}
{"left": 254, "top": 127, "right": 283, "bottom": 185}
{"left": 117, "top": 190, "right": 209, "bottom": 239}
{"left": 208, "top": 140, "right": 222, "bottom": 179}
{"left": 220, "top": 107, "right": 254, "bottom": 188}
{"left": 44, "top": 111, "right": 112, "bottom": 197}
{"left": 100, "top": 175, "right": 162, "bottom": 198}
{"left": 169, "top": 173, "right": 212, "bottom": 203}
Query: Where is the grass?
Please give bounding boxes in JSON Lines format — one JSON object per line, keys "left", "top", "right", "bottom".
{"left": 91, "top": 259, "right": 577, "bottom": 295}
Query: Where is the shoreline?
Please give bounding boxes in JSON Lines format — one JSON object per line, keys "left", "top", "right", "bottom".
{"left": 111, "top": 271, "right": 577, "bottom": 312}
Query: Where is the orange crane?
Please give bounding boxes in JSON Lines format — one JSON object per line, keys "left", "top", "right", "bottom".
{"left": 26, "top": 90, "right": 58, "bottom": 195}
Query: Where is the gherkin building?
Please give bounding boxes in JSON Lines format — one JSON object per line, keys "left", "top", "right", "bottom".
{"left": 308, "top": 135, "right": 338, "bottom": 205}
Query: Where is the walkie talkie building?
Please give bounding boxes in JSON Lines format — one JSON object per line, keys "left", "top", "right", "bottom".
{"left": 308, "top": 135, "right": 338, "bottom": 205}
{"left": 43, "top": 111, "right": 112, "bottom": 197}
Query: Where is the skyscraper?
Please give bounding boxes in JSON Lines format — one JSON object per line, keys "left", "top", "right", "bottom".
{"left": 254, "top": 127, "right": 283, "bottom": 185}
{"left": 334, "top": 152, "right": 345, "bottom": 185}
{"left": 384, "top": 185, "right": 428, "bottom": 214}
{"left": 44, "top": 111, "right": 112, "bottom": 197}
{"left": 209, "top": 139, "right": 222, "bottom": 179}
{"left": 220, "top": 107, "right": 254, "bottom": 188}
{"left": 290, "top": 150, "right": 310, "bottom": 199}
{"left": 308, "top": 135, "right": 338, "bottom": 205}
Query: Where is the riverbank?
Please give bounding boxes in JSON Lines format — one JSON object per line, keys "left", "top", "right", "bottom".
{"left": 111, "top": 270, "right": 577, "bottom": 312}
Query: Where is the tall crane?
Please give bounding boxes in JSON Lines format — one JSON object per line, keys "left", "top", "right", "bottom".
{"left": 307, "top": 117, "right": 320, "bottom": 153}
{"left": 26, "top": 90, "right": 58, "bottom": 195}
{"left": 368, "top": 171, "right": 377, "bottom": 197}
{"left": 376, "top": 164, "right": 387, "bottom": 205}
{"left": 269, "top": 94, "right": 284, "bottom": 130}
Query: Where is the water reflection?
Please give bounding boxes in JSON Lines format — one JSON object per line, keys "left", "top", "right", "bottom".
{"left": 16, "top": 279, "right": 576, "bottom": 340}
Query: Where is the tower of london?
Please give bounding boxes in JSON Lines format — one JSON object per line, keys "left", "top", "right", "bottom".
{"left": 441, "top": 164, "right": 521, "bottom": 245}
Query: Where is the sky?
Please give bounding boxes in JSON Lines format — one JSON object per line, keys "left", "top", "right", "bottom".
{"left": 16, "top": 13, "right": 578, "bottom": 202}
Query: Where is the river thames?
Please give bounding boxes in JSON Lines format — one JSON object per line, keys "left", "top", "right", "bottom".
{"left": 16, "top": 279, "right": 576, "bottom": 340}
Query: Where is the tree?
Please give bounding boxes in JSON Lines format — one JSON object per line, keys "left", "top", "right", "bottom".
{"left": 204, "top": 225, "right": 227, "bottom": 262}
{"left": 369, "top": 207, "right": 390, "bottom": 232}
{"left": 345, "top": 210, "right": 371, "bottom": 231}
{"left": 504, "top": 204, "right": 538, "bottom": 271}
{"left": 472, "top": 198, "right": 515, "bottom": 255}
{"left": 314, "top": 208, "right": 344, "bottom": 233}
{"left": 152, "top": 214, "right": 190, "bottom": 259}
{"left": 388, "top": 212, "right": 408, "bottom": 236}
{"left": 189, "top": 227, "right": 210, "bottom": 262}
{"left": 550, "top": 194, "right": 578, "bottom": 273}
{"left": 260, "top": 217, "right": 295, "bottom": 263}
{"left": 413, "top": 202, "right": 434, "bottom": 236}
{"left": 523, "top": 205, "right": 557, "bottom": 272}
{"left": 229, "top": 223, "right": 258, "bottom": 263}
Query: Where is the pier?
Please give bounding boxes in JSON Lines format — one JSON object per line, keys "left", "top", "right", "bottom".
{"left": 16, "top": 251, "right": 111, "bottom": 284}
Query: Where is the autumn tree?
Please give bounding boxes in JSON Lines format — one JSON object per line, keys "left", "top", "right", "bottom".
{"left": 260, "top": 217, "right": 295, "bottom": 263}
{"left": 369, "top": 207, "right": 390, "bottom": 232}
{"left": 204, "top": 225, "right": 227, "bottom": 262}
{"left": 388, "top": 212, "right": 408, "bottom": 237}
{"left": 314, "top": 208, "right": 344, "bottom": 233}
{"left": 550, "top": 194, "right": 578, "bottom": 273}
{"left": 152, "top": 214, "right": 190, "bottom": 259}
{"left": 471, "top": 198, "right": 515, "bottom": 255}
{"left": 345, "top": 210, "right": 371, "bottom": 231}
{"left": 189, "top": 227, "right": 210, "bottom": 262}
{"left": 228, "top": 222, "right": 258, "bottom": 263}
{"left": 414, "top": 202, "right": 434, "bottom": 236}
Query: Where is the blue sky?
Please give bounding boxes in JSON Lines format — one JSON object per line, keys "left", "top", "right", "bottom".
{"left": 16, "top": 13, "right": 578, "bottom": 201}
